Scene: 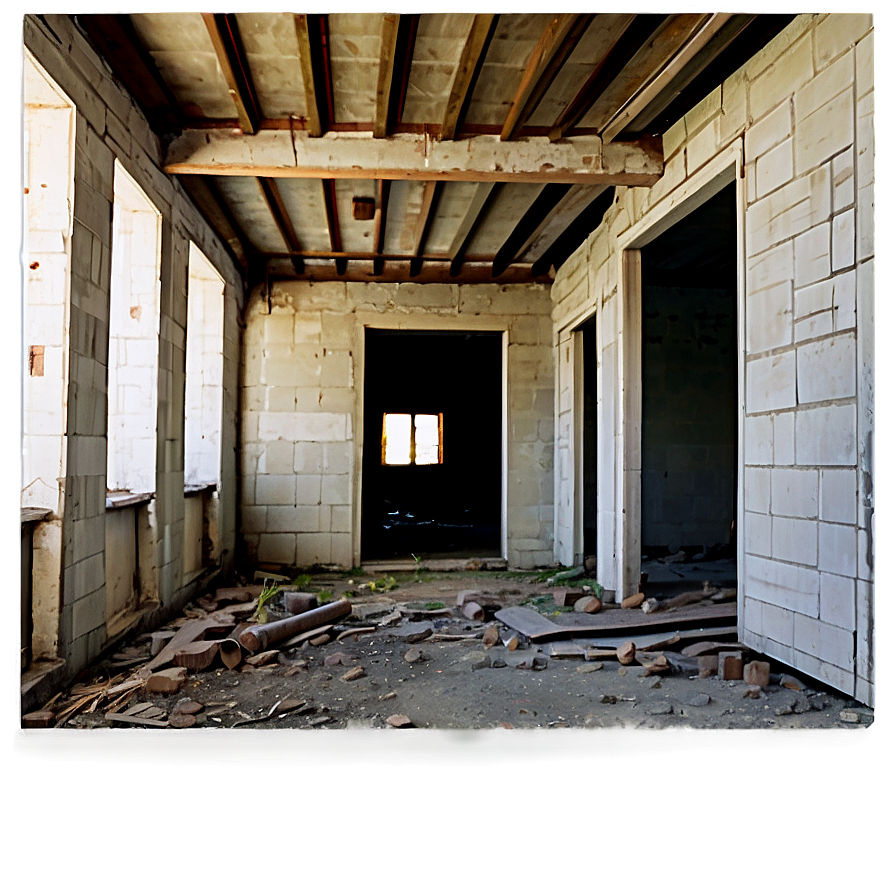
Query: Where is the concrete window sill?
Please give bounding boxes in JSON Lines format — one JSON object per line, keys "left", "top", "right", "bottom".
{"left": 105, "top": 491, "right": 153, "bottom": 510}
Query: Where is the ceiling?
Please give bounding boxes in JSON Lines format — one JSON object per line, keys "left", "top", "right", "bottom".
{"left": 74, "top": 12, "right": 793, "bottom": 287}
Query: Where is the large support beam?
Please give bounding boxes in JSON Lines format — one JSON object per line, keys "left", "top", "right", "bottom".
{"left": 165, "top": 130, "right": 664, "bottom": 186}
{"left": 322, "top": 180, "right": 346, "bottom": 276}
{"left": 371, "top": 179, "right": 391, "bottom": 276}
{"left": 517, "top": 184, "right": 608, "bottom": 265}
{"left": 177, "top": 175, "right": 251, "bottom": 273}
{"left": 201, "top": 13, "right": 262, "bottom": 135}
{"left": 374, "top": 14, "right": 401, "bottom": 139}
{"left": 409, "top": 181, "right": 441, "bottom": 278}
{"left": 257, "top": 178, "right": 304, "bottom": 275}
{"left": 441, "top": 14, "right": 496, "bottom": 141}
{"left": 500, "top": 13, "right": 594, "bottom": 142}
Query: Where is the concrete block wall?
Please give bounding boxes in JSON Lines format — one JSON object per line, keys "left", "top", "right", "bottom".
{"left": 550, "top": 14, "right": 873, "bottom": 703}
{"left": 241, "top": 280, "right": 554, "bottom": 569}
{"left": 23, "top": 15, "right": 245, "bottom": 681}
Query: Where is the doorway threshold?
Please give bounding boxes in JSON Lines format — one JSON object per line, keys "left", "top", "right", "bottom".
{"left": 362, "top": 557, "right": 508, "bottom": 574}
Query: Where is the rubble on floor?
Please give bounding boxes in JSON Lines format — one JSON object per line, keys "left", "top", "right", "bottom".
{"left": 24, "top": 567, "right": 873, "bottom": 731}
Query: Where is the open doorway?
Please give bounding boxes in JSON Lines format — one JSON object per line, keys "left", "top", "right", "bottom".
{"left": 361, "top": 329, "right": 503, "bottom": 562}
{"left": 639, "top": 184, "right": 738, "bottom": 592}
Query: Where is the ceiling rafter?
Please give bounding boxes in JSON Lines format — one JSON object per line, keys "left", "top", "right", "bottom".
{"left": 372, "top": 179, "right": 391, "bottom": 276}
{"left": 389, "top": 15, "right": 420, "bottom": 135}
{"left": 256, "top": 177, "right": 304, "bottom": 275}
{"left": 201, "top": 13, "right": 262, "bottom": 135}
{"left": 76, "top": 14, "right": 186, "bottom": 134}
{"left": 441, "top": 14, "right": 497, "bottom": 141}
{"left": 491, "top": 184, "right": 571, "bottom": 277}
{"left": 295, "top": 13, "right": 334, "bottom": 136}
{"left": 374, "top": 14, "right": 401, "bottom": 139}
{"left": 409, "top": 181, "right": 441, "bottom": 278}
{"left": 549, "top": 14, "right": 666, "bottom": 142}
{"left": 177, "top": 174, "right": 251, "bottom": 273}
{"left": 500, "top": 13, "right": 595, "bottom": 142}
{"left": 530, "top": 187, "right": 615, "bottom": 278}
{"left": 601, "top": 13, "right": 733, "bottom": 143}
{"left": 448, "top": 182, "right": 497, "bottom": 277}
{"left": 322, "top": 180, "right": 346, "bottom": 276}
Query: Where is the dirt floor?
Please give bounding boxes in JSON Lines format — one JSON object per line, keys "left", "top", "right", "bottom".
{"left": 36, "top": 566, "right": 874, "bottom": 732}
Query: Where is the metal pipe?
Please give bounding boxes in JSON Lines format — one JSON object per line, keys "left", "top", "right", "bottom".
{"left": 239, "top": 598, "right": 352, "bottom": 653}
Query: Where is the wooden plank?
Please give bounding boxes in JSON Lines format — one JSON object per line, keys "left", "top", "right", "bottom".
{"left": 500, "top": 14, "right": 593, "bottom": 142}
{"left": 372, "top": 179, "right": 391, "bottom": 275}
{"left": 494, "top": 602, "right": 736, "bottom": 642}
{"left": 177, "top": 175, "right": 250, "bottom": 271}
{"left": 139, "top": 616, "right": 233, "bottom": 675}
{"left": 201, "top": 13, "right": 261, "bottom": 135}
{"left": 294, "top": 14, "right": 323, "bottom": 136}
{"left": 601, "top": 14, "right": 732, "bottom": 143}
{"left": 104, "top": 712, "right": 169, "bottom": 728}
{"left": 374, "top": 14, "right": 401, "bottom": 138}
{"left": 322, "top": 179, "right": 346, "bottom": 276}
{"left": 164, "top": 130, "right": 665, "bottom": 186}
{"left": 441, "top": 14, "right": 496, "bottom": 140}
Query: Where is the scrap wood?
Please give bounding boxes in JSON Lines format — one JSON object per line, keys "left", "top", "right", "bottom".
{"left": 122, "top": 701, "right": 155, "bottom": 717}
{"left": 281, "top": 623, "right": 334, "bottom": 649}
{"left": 429, "top": 632, "right": 479, "bottom": 641}
{"left": 336, "top": 626, "right": 376, "bottom": 642}
{"left": 140, "top": 615, "right": 236, "bottom": 674}
{"left": 173, "top": 640, "right": 221, "bottom": 670}
{"left": 104, "top": 712, "right": 169, "bottom": 728}
{"left": 681, "top": 639, "right": 748, "bottom": 657}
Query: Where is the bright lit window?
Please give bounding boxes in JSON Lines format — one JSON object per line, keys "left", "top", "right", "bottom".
{"left": 382, "top": 413, "right": 443, "bottom": 465}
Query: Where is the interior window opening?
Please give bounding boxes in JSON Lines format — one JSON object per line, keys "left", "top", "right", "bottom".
{"left": 382, "top": 413, "right": 443, "bottom": 466}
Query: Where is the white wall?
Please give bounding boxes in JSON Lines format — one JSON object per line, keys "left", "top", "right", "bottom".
{"left": 241, "top": 280, "right": 555, "bottom": 569}
{"left": 551, "top": 14, "right": 874, "bottom": 703}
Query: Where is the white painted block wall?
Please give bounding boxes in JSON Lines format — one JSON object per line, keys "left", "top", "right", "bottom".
{"left": 241, "top": 280, "right": 554, "bottom": 569}
{"left": 551, "top": 14, "right": 873, "bottom": 703}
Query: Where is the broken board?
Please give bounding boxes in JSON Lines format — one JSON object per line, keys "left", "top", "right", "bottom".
{"left": 494, "top": 603, "right": 736, "bottom": 643}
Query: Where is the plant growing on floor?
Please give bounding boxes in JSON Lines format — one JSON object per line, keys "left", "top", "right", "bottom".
{"left": 290, "top": 573, "right": 313, "bottom": 590}
{"left": 251, "top": 580, "right": 282, "bottom": 625}
{"left": 367, "top": 575, "right": 398, "bottom": 593}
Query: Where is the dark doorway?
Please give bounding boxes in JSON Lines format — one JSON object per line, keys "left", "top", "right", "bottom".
{"left": 362, "top": 329, "right": 503, "bottom": 561}
{"left": 577, "top": 315, "right": 597, "bottom": 560}
{"left": 640, "top": 184, "right": 737, "bottom": 582}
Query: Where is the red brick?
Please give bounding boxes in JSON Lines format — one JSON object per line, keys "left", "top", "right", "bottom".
{"left": 718, "top": 651, "right": 744, "bottom": 680}
{"left": 744, "top": 660, "right": 771, "bottom": 687}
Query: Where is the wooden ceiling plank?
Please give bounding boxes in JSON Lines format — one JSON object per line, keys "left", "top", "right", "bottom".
{"left": 165, "top": 130, "right": 664, "bottom": 186}
{"left": 389, "top": 15, "right": 420, "bottom": 132}
{"left": 448, "top": 182, "right": 497, "bottom": 276}
{"left": 322, "top": 179, "right": 346, "bottom": 275}
{"left": 372, "top": 179, "right": 391, "bottom": 275}
{"left": 294, "top": 14, "right": 323, "bottom": 136}
{"left": 257, "top": 177, "right": 304, "bottom": 275}
{"left": 441, "top": 14, "right": 497, "bottom": 141}
{"left": 500, "top": 13, "right": 595, "bottom": 142}
{"left": 518, "top": 185, "right": 608, "bottom": 264}
{"left": 549, "top": 14, "right": 662, "bottom": 142}
{"left": 201, "top": 13, "right": 261, "bottom": 135}
{"left": 76, "top": 14, "right": 185, "bottom": 133}
{"left": 577, "top": 14, "right": 713, "bottom": 138}
{"left": 374, "top": 14, "right": 401, "bottom": 138}
{"left": 177, "top": 175, "right": 250, "bottom": 272}
{"left": 620, "top": 14, "right": 755, "bottom": 138}
{"left": 601, "top": 14, "right": 732, "bottom": 143}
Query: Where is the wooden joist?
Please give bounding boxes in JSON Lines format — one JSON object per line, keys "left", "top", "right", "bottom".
{"left": 441, "top": 14, "right": 496, "bottom": 141}
{"left": 201, "top": 13, "right": 261, "bottom": 135}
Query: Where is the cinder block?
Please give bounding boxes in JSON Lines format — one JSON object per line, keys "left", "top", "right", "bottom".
{"left": 295, "top": 474, "right": 322, "bottom": 505}
{"left": 773, "top": 412, "right": 795, "bottom": 465}
{"left": 832, "top": 150, "right": 855, "bottom": 213}
{"left": 744, "top": 510, "right": 772, "bottom": 557}
{"left": 832, "top": 210, "right": 856, "bottom": 272}
{"left": 813, "top": 14, "right": 873, "bottom": 69}
{"left": 820, "top": 572, "right": 856, "bottom": 630}
{"left": 743, "top": 555, "right": 819, "bottom": 616}
{"left": 794, "top": 222, "right": 831, "bottom": 288}
{"left": 257, "top": 533, "right": 296, "bottom": 565}
{"left": 744, "top": 467, "right": 771, "bottom": 513}
{"left": 746, "top": 99, "right": 793, "bottom": 160}
{"left": 820, "top": 469, "right": 858, "bottom": 524}
{"left": 794, "top": 613, "right": 854, "bottom": 670}
{"left": 771, "top": 515, "right": 817, "bottom": 566}
{"left": 718, "top": 651, "right": 744, "bottom": 680}
{"left": 746, "top": 351, "right": 796, "bottom": 412}
{"left": 771, "top": 467, "right": 818, "bottom": 518}
{"left": 744, "top": 415, "right": 773, "bottom": 465}
{"left": 795, "top": 403, "right": 857, "bottom": 467}
{"left": 745, "top": 281, "right": 791, "bottom": 354}
{"left": 255, "top": 474, "right": 297, "bottom": 506}
{"left": 755, "top": 138, "right": 794, "bottom": 199}
{"left": 698, "top": 655, "right": 718, "bottom": 678}
{"left": 748, "top": 32, "right": 814, "bottom": 121}
{"left": 833, "top": 268, "right": 857, "bottom": 332}
{"left": 818, "top": 522, "right": 857, "bottom": 578}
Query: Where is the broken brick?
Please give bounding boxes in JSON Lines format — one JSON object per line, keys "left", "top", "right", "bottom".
{"left": 698, "top": 655, "right": 718, "bottom": 678}
{"left": 386, "top": 714, "right": 413, "bottom": 728}
{"left": 573, "top": 595, "right": 602, "bottom": 614}
{"left": 174, "top": 699, "right": 204, "bottom": 715}
{"left": 621, "top": 592, "right": 645, "bottom": 609}
{"left": 342, "top": 665, "right": 367, "bottom": 681}
{"left": 744, "top": 660, "right": 770, "bottom": 687}
{"left": 22, "top": 710, "right": 55, "bottom": 728}
{"left": 616, "top": 641, "right": 636, "bottom": 665}
{"left": 552, "top": 587, "right": 584, "bottom": 607}
{"left": 718, "top": 651, "right": 744, "bottom": 680}
{"left": 482, "top": 626, "right": 500, "bottom": 648}
{"left": 168, "top": 713, "right": 197, "bottom": 729}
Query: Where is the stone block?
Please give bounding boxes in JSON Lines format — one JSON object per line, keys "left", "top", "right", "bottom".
{"left": 771, "top": 468, "right": 818, "bottom": 518}
{"left": 795, "top": 88, "right": 854, "bottom": 177}
{"left": 795, "top": 403, "right": 857, "bottom": 466}
{"left": 255, "top": 475, "right": 297, "bottom": 506}
{"left": 820, "top": 469, "right": 858, "bottom": 526}
{"left": 818, "top": 522, "right": 857, "bottom": 578}
{"left": 820, "top": 572, "right": 856, "bottom": 631}
{"left": 794, "top": 222, "right": 831, "bottom": 288}
{"left": 744, "top": 511, "right": 772, "bottom": 557}
{"left": 744, "top": 467, "right": 771, "bottom": 514}
{"left": 771, "top": 516, "right": 817, "bottom": 566}
{"left": 773, "top": 412, "right": 795, "bottom": 465}
{"left": 743, "top": 556, "right": 819, "bottom": 617}
{"left": 718, "top": 651, "right": 744, "bottom": 680}
{"left": 698, "top": 655, "right": 718, "bottom": 678}
{"left": 832, "top": 210, "right": 856, "bottom": 273}
{"left": 755, "top": 138, "right": 794, "bottom": 199}
{"left": 746, "top": 99, "right": 793, "bottom": 161}
{"left": 814, "top": 14, "right": 872, "bottom": 70}
{"left": 746, "top": 351, "right": 796, "bottom": 412}
{"left": 257, "top": 533, "right": 296, "bottom": 565}
{"left": 794, "top": 613, "right": 855, "bottom": 670}
{"left": 744, "top": 415, "right": 773, "bottom": 466}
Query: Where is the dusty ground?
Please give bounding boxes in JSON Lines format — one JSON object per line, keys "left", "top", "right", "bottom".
{"left": 43, "top": 568, "right": 874, "bottom": 732}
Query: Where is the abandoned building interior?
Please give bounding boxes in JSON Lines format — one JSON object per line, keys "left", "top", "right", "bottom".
{"left": 18, "top": 10, "right": 875, "bottom": 720}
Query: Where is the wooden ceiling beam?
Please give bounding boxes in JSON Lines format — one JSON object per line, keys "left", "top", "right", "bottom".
{"left": 76, "top": 14, "right": 185, "bottom": 134}
{"left": 448, "top": 182, "right": 497, "bottom": 277}
{"left": 322, "top": 180, "right": 346, "bottom": 276}
{"left": 177, "top": 174, "right": 251, "bottom": 273}
{"left": 549, "top": 14, "right": 664, "bottom": 142}
{"left": 374, "top": 14, "right": 401, "bottom": 139}
{"left": 266, "top": 260, "right": 548, "bottom": 285}
{"left": 576, "top": 14, "right": 713, "bottom": 139}
{"left": 516, "top": 185, "right": 608, "bottom": 265}
{"left": 201, "top": 13, "right": 262, "bottom": 135}
{"left": 409, "top": 181, "right": 441, "bottom": 278}
{"left": 500, "top": 13, "right": 594, "bottom": 142}
{"left": 600, "top": 13, "right": 733, "bottom": 143}
{"left": 441, "top": 14, "right": 497, "bottom": 141}
{"left": 256, "top": 177, "right": 304, "bottom": 275}
{"left": 372, "top": 180, "right": 391, "bottom": 276}
{"left": 165, "top": 130, "right": 664, "bottom": 186}
{"left": 294, "top": 14, "right": 334, "bottom": 136}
